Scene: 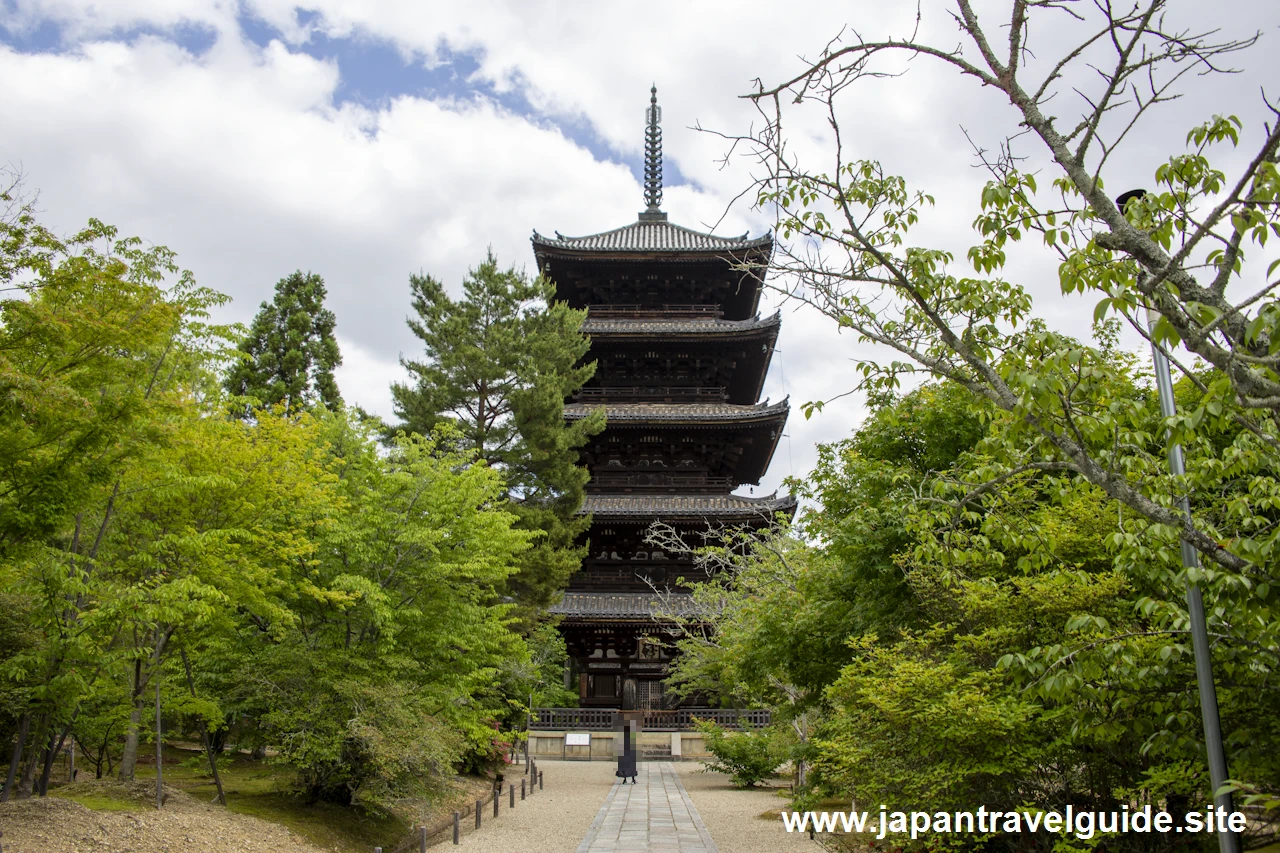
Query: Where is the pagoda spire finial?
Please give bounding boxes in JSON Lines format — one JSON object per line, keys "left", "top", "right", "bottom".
{"left": 641, "top": 85, "right": 666, "bottom": 220}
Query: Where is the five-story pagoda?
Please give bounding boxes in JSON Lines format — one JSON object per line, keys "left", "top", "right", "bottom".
{"left": 533, "top": 88, "right": 795, "bottom": 711}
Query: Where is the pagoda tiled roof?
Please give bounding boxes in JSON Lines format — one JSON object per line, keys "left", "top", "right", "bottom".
{"left": 581, "top": 311, "right": 781, "bottom": 337}
{"left": 550, "top": 591, "right": 700, "bottom": 619}
{"left": 581, "top": 492, "right": 797, "bottom": 519}
{"left": 532, "top": 218, "right": 772, "bottom": 254}
{"left": 564, "top": 399, "right": 789, "bottom": 423}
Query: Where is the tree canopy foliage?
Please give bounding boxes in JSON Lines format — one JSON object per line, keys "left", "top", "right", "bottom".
{"left": 668, "top": 376, "right": 1280, "bottom": 850}
{"left": 1, "top": 184, "right": 561, "bottom": 809}
{"left": 391, "top": 250, "right": 603, "bottom": 610}
{"left": 222, "top": 270, "right": 342, "bottom": 416}
{"left": 730, "top": 0, "right": 1277, "bottom": 580}
{"left": 661, "top": 2, "right": 1280, "bottom": 847}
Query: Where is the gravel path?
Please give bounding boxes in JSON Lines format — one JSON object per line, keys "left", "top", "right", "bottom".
{"left": 456, "top": 761, "right": 815, "bottom": 853}
{"left": 673, "top": 764, "right": 814, "bottom": 853}
{"left": 452, "top": 760, "right": 615, "bottom": 853}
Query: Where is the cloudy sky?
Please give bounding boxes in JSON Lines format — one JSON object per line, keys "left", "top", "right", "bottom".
{"left": 2, "top": 1, "right": 1276, "bottom": 496}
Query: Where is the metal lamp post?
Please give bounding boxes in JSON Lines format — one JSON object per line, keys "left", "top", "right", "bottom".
{"left": 1117, "top": 189, "right": 1239, "bottom": 853}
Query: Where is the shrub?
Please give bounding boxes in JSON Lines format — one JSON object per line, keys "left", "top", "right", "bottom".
{"left": 694, "top": 720, "right": 786, "bottom": 788}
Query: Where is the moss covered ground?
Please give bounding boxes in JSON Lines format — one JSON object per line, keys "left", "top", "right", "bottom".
{"left": 48, "top": 744, "right": 493, "bottom": 853}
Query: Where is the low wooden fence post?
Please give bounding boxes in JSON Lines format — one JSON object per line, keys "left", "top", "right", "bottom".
{"left": 392, "top": 770, "right": 546, "bottom": 850}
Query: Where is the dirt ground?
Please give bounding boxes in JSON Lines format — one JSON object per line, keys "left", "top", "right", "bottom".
{"left": 0, "top": 763, "right": 813, "bottom": 853}
{"left": 0, "top": 782, "right": 327, "bottom": 853}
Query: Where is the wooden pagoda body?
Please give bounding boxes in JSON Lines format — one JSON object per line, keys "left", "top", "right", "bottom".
{"left": 532, "top": 212, "right": 795, "bottom": 710}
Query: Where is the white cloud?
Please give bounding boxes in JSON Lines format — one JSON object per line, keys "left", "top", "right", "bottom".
{"left": 334, "top": 334, "right": 405, "bottom": 418}
{"left": 2, "top": 0, "right": 1276, "bottom": 498}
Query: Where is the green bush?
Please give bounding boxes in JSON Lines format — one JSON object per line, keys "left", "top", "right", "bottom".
{"left": 694, "top": 720, "right": 786, "bottom": 788}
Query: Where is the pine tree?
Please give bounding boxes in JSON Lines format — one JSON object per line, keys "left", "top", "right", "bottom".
{"left": 224, "top": 271, "right": 342, "bottom": 416}
{"left": 391, "top": 250, "right": 603, "bottom": 610}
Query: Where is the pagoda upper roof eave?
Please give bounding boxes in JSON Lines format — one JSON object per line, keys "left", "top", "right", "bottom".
{"left": 549, "top": 592, "right": 703, "bottom": 619}
{"left": 564, "top": 399, "right": 789, "bottom": 426}
{"left": 578, "top": 492, "right": 798, "bottom": 521}
{"left": 581, "top": 311, "right": 781, "bottom": 339}
{"left": 533, "top": 247, "right": 773, "bottom": 267}
{"left": 531, "top": 218, "right": 773, "bottom": 258}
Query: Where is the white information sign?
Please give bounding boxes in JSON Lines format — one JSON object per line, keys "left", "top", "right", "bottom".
{"left": 565, "top": 732, "right": 591, "bottom": 746}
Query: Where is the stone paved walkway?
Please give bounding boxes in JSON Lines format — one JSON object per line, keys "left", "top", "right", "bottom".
{"left": 575, "top": 763, "right": 719, "bottom": 853}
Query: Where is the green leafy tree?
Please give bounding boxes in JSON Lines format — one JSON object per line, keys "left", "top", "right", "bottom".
{"left": 241, "top": 414, "right": 533, "bottom": 803}
{"left": 223, "top": 270, "right": 342, "bottom": 416}
{"left": 651, "top": 523, "right": 827, "bottom": 786}
{"left": 729, "top": 0, "right": 1276, "bottom": 593}
{"left": 806, "top": 393, "right": 1280, "bottom": 848}
{"left": 500, "top": 622, "right": 577, "bottom": 745}
{"left": 807, "top": 397, "right": 1145, "bottom": 830}
{"left": 795, "top": 382, "right": 988, "bottom": 640}
{"left": 1, "top": 187, "right": 235, "bottom": 798}
{"left": 101, "top": 408, "right": 340, "bottom": 781}
{"left": 391, "top": 250, "right": 603, "bottom": 609}
{"left": 657, "top": 383, "right": 988, "bottom": 787}
{"left": 713, "top": 2, "right": 1280, "bottom": 832}
{"left": 0, "top": 197, "right": 209, "bottom": 558}
{"left": 0, "top": 593, "right": 35, "bottom": 766}
{"left": 667, "top": 375, "right": 1280, "bottom": 845}
{"left": 0, "top": 191, "right": 556, "bottom": 810}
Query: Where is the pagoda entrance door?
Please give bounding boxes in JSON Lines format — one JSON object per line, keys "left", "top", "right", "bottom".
{"left": 637, "top": 680, "right": 666, "bottom": 711}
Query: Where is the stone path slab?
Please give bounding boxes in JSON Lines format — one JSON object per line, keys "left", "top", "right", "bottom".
{"left": 575, "top": 763, "right": 718, "bottom": 853}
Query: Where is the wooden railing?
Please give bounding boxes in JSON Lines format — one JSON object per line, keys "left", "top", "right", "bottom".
{"left": 641, "top": 709, "right": 771, "bottom": 731}
{"left": 528, "top": 708, "right": 770, "bottom": 731}
{"left": 571, "top": 565, "right": 690, "bottom": 585}
{"left": 529, "top": 708, "right": 617, "bottom": 730}
{"left": 588, "top": 472, "right": 734, "bottom": 490}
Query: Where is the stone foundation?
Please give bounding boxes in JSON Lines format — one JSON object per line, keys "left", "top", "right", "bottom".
{"left": 528, "top": 730, "right": 709, "bottom": 761}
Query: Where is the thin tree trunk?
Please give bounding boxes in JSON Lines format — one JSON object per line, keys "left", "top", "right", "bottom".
{"left": 37, "top": 739, "right": 55, "bottom": 796}
{"left": 153, "top": 626, "right": 163, "bottom": 810}
{"left": 39, "top": 717, "right": 78, "bottom": 796}
{"left": 118, "top": 658, "right": 145, "bottom": 781}
{"left": 20, "top": 741, "right": 45, "bottom": 798}
{"left": 180, "top": 650, "right": 225, "bottom": 805}
{"left": 1, "top": 713, "right": 30, "bottom": 802}
{"left": 120, "top": 626, "right": 172, "bottom": 784}
{"left": 17, "top": 715, "right": 49, "bottom": 797}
